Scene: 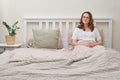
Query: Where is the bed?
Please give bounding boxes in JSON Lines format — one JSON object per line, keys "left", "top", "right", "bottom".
{"left": 0, "top": 18, "right": 120, "bottom": 80}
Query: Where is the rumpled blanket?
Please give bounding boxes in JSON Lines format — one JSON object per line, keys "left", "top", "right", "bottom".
{"left": 0, "top": 45, "right": 120, "bottom": 80}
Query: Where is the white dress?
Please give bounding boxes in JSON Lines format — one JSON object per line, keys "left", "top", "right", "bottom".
{"left": 72, "top": 27, "right": 101, "bottom": 43}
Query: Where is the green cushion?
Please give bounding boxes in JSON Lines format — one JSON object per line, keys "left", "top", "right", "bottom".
{"left": 32, "top": 29, "right": 59, "bottom": 49}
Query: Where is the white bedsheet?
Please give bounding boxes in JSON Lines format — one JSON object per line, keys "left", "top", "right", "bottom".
{"left": 0, "top": 45, "right": 120, "bottom": 80}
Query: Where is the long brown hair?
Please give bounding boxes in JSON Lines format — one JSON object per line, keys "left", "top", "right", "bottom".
{"left": 78, "top": 11, "right": 94, "bottom": 31}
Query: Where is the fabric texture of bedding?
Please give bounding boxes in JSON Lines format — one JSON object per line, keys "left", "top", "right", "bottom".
{"left": 0, "top": 45, "right": 120, "bottom": 80}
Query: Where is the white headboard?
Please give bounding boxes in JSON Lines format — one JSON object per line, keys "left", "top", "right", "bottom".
{"left": 23, "top": 18, "right": 112, "bottom": 48}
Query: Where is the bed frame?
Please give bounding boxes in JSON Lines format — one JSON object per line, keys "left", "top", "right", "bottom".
{"left": 23, "top": 18, "right": 112, "bottom": 48}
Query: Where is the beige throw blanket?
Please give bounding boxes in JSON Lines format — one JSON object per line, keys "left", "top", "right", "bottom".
{"left": 0, "top": 45, "right": 120, "bottom": 80}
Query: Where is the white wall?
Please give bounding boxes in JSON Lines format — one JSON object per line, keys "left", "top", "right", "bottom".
{"left": 0, "top": 0, "right": 120, "bottom": 51}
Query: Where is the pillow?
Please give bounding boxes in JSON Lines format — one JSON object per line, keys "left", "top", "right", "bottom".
{"left": 68, "top": 31, "right": 73, "bottom": 45}
{"left": 32, "top": 29, "right": 59, "bottom": 49}
{"left": 57, "top": 31, "right": 63, "bottom": 49}
{"left": 68, "top": 31, "right": 74, "bottom": 49}
{"left": 26, "top": 29, "right": 63, "bottom": 49}
{"left": 98, "top": 29, "right": 104, "bottom": 42}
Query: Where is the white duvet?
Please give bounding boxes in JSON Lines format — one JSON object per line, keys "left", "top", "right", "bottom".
{"left": 0, "top": 45, "right": 120, "bottom": 80}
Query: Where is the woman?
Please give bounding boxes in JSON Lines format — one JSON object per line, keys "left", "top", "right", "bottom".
{"left": 72, "top": 11, "right": 102, "bottom": 48}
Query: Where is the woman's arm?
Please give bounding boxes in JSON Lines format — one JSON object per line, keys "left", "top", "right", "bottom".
{"left": 72, "top": 39, "right": 78, "bottom": 46}
{"left": 72, "top": 39, "right": 102, "bottom": 48}
{"left": 72, "top": 39, "right": 94, "bottom": 47}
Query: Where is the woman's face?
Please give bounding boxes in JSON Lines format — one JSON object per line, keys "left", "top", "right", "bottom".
{"left": 82, "top": 13, "right": 90, "bottom": 25}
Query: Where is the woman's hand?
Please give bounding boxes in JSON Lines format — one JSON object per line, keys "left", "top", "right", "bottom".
{"left": 72, "top": 39, "right": 95, "bottom": 48}
{"left": 88, "top": 43, "right": 96, "bottom": 48}
{"left": 78, "top": 42, "right": 94, "bottom": 48}
{"left": 81, "top": 41, "right": 102, "bottom": 48}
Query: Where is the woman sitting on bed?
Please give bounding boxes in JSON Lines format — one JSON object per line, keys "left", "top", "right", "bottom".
{"left": 72, "top": 11, "right": 102, "bottom": 48}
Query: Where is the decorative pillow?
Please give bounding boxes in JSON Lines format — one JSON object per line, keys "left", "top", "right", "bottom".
{"left": 32, "top": 29, "right": 59, "bottom": 49}
{"left": 26, "top": 29, "right": 63, "bottom": 49}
